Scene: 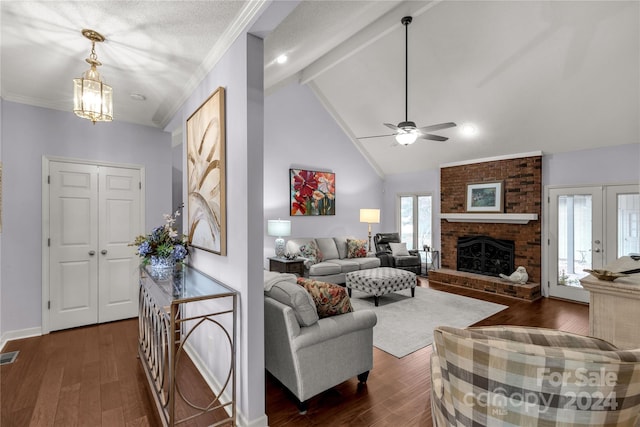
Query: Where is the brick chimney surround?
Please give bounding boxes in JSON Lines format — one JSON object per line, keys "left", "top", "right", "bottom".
{"left": 429, "top": 153, "right": 543, "bottom": 301}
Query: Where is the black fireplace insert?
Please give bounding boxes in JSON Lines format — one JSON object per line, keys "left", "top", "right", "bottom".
{"left": 457, "top": 236, "right": 515, "bottom": 277}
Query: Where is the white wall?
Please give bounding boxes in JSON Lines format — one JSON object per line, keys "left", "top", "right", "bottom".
{"left": 0, "top": 101, "right": 171, "bottom": 336}
{"left": 167, "top": 33, "right": 266, "bottom": 426}
{"left": 263, "top": 81, "right": 384, "bottom": 258}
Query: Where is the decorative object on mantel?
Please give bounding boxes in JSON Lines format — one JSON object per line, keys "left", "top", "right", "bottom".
{"left": 465, "top": 181, "right": 503, "bottom": 213}
{"left": 290, "top": 168, "right": 335, "bottom": 216}
{"left": 499, "top": 266, "right": 529, "bottom": 284}
{"left": 187, "top": 87, "right": 226, "bottom": 255}
{"left": 359, "top": 208, "right": 380, "bottom": 251}
{"left": 267, "top": 219, "right": 291, "bottom": 258}
{"left": 131, "top": 205, "right": 189, "bottom": 275}
{"left": 73, "top": 29, "right": 113, "bottom": 124}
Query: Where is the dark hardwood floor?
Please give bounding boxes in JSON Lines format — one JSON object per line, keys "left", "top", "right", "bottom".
{"left": 1, "top": 278, "right": 588, "bottom": 426}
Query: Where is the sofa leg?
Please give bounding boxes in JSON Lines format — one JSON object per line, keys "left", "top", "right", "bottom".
{"left": 411, "top": 287, "right": 415, "bottom": 298}
{"left": 357, "top": 371, "right": 370, "bottom": 384}
{"left": 297, "top": 399, "right": 308, "bottom": 414}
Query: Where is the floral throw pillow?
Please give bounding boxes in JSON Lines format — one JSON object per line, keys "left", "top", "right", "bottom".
{"left": 346, "top": 238, "right": 368, "bottom": 258}
{"left": 297, "top": 278, "right": 353, "bottom": 318}
{"left": 299, "top": 240, "right": 323, "bottom": 265}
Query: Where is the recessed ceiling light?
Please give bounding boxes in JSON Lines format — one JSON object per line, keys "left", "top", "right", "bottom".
{"left": 460, "top": 123, "right": 477, "bottom": 136}
{"left": 130, "top": 93, "right": 146, "bottom": 101}
{"left": 276, "top": 54, "right": 288, "bottom": 64}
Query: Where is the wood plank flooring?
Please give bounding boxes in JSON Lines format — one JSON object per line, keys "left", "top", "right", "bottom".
{"left": 1, "top": 278, "right": 588, "bottom": 426}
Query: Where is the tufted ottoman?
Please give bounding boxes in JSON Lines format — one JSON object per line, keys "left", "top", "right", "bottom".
{"left": 346, "top": 267, "right": 417, "bottom": 306}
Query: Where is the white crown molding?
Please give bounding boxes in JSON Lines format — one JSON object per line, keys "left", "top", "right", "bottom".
{"left": 440, "top": 151, "right": 544, "bottom": 168}
{"left": 154, "top": 0, "right": 269, "bottom": 129}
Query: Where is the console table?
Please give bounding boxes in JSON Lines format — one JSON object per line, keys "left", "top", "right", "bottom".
{"left": 580, "top": 274, "right": 640, "bottom": 349}
{"left": 138, "top": 265, "right": 237, "bottom": 426}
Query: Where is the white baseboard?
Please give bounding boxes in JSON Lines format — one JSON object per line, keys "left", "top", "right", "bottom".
{"left": 184, "top": 342, "right": 268, "bottom": 427}
{"left": 1, "top": 327, "right": 43, "bottom": 351}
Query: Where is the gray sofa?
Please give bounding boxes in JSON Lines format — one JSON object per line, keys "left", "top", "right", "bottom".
{"left": 286, "top": 236, "right": 381, "bottom": 284}
{"left": 264, "top": 271, "right": 377, "bottom": 412}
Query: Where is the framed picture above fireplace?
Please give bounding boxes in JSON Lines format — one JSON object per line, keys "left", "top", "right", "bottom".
{"left": 466, "top": 181, "right": 503, "bottom": 212}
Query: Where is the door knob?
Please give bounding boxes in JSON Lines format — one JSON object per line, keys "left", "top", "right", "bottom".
{"left": 89, "top": 250, "right": 96, "bottom": 256}
{"left": 594, "top": 240, "right": 601, "bottom": 244}
{"left": 101, "top": 250, "right": 108, "bottom": 255}
{"left": 594, "top": 248, "right": 601, "bottom": 253}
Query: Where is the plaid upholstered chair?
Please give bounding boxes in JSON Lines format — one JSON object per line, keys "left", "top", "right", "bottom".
{"left": 431, "top": 326, "right": 640, "bottom": 426}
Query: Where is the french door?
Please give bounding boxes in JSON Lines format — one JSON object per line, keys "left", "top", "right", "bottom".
{"left": 547, "top": 185, "right": 640, "bottom": 302}
{"left": 45, "top": 159, "right": 143, "bottom": 331}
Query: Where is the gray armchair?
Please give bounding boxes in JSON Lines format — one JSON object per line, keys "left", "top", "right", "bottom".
{"left": 264, "top": 271, "right": 377, "bottom": 413}
{"left": 374, "top": 232, "right": 421, "bottom": 274}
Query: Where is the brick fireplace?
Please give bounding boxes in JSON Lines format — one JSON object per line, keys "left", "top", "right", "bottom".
{"left": 432, "top": 154, "right": 542, "bottom": 301}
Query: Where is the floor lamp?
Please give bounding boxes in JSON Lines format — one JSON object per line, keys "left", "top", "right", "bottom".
{"left": 359, "top": 209, "right": 380, "bottom": 252}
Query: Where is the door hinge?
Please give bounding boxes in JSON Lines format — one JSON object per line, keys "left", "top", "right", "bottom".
{"left": 48, "top": 301, "right": 51, "bottom": 310}
{"left": 548, "top": 196, "right": 550, "bottom": 203}
{"left": 547, "top": 238, "right": 550, "bottom": 245}
{"left": 47, "top": 175, "right": 50, "bottom": 184}
{"left": 48, "top": 238, "right": 50, "bottom": 247}
{"left": 139, "top": 182, "right": 142, "bottom": 190}
{"left": 547, "top": 281, "right": 550, "bottom": 289}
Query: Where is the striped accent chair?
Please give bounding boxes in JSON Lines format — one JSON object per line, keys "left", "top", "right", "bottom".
{"left": 431, "top": 326, "right": 640, "bottom": 426}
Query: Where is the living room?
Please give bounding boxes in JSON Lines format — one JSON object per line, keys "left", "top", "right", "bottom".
{"left": 1, "top": 1, "right": 639, "bottom": 426}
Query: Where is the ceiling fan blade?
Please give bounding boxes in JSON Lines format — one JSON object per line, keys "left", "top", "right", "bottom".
{"left": 357, "top": 133, "right": 396, "bottom": 140}
{"left": 418, "top": 122, "right": 457, "bottom": 132}
{"left": 383, "top": 123, "right": 400, "bottom": 131}
{"left": 419, "top": 133, "right": 448, "bottom": 142}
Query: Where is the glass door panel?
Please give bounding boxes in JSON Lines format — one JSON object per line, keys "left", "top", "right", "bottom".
{"left": 549, "top": 187, "right": 602, "bottom": 302}
{"left": 606, "top": 184, "right": 640, "bottom": 263}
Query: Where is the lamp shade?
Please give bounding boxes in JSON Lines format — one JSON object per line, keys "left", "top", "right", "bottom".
{"left": 267, "top": 219, "right": 291, "bottom": 237}
{"left": 359, "top": 209, "right": 380, "bottom": 224}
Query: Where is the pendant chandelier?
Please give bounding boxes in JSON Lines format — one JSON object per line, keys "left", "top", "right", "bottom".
{"left": 73, "top": 29, "right": 113, "bottom": 124}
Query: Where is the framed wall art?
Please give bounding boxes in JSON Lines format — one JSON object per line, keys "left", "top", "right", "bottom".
{"left": 290, "top": 168, "right": 335, "bottom": 216}
{"left": 466, "top": 181, "right": 503, "bottom": 213}
{"left": 187, "top": 87, "right": 226, "bottom": 255}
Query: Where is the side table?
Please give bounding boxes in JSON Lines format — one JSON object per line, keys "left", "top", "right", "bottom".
{"left": 269, "top": 257, "right": 305, "bottom": 276}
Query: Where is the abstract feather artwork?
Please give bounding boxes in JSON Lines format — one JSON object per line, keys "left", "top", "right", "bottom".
{"left": 186, "top": 87, "right": 226, "bottom": 255}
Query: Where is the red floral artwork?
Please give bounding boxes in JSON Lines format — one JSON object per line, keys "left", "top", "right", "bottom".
{"left": 290, "top": 169, "right": 335, "bottom": 216}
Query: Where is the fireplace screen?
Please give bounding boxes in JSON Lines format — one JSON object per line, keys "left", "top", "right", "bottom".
{"left": 457, "top": 236, "right": 515, "bottom": 277}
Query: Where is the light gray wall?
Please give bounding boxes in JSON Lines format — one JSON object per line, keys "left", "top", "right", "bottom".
{"left": 543, "top": 143, "right": 640, "bottom": 186}
{"left": 263, "top": 81, "right": 384, "bottom": 259}
{"left": 167, "top": 33, "right": 266, "bottom": 425}
{"left": 0, "top": 100, "right": 171, "bottom": 336}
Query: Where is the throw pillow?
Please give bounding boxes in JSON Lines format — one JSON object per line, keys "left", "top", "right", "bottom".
{"left": 299, "top": 240, "right": 323, "bottom": 265}
{"left": 389, "top": 242, "right": 410, "bottom": 257}
{"left": 297, "top": 278, "right": 353, "bottom": 318}
{"left": 346, "top": 238, "right": 368, "bottom": 258}
{"left": 265, "top": 279, "right": 319, "bottom": 326}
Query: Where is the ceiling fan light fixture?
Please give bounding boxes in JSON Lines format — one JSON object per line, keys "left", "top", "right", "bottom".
{"left": 73, "top": 29, "right": 113, "bottom": 124}
{"left": 396, "top": 131, "right": 418, "bottom": 146}
{"left": 461, "top": 123, "right": 478, "bottom": 136}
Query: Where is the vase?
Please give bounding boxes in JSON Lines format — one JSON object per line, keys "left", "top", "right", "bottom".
{"left": 149, "top": 256, "right": 176, "bottom": 280}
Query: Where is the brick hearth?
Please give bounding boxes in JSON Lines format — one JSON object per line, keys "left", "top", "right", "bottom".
{"left": 429, "top": 269, "right": 541, "bottom": 301}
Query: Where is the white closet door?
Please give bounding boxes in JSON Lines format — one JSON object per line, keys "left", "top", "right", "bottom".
{"left": 49, "top": 162, "right": 99, "bottom": 330}
{"left": 98, "top": 166, "right": 141, "bottom": 323}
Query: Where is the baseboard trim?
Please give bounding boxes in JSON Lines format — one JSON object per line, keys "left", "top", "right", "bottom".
{"left": 1, "top": 327, "right": 43, "bottom": 351}
{"left": 184, "top": 342, "right": 268, "bottom": 427}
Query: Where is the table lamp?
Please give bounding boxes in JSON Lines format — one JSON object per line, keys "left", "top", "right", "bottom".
{"left": 359, "top": 209, "right": 380, "bottom": 251}
{"left": 267, "top": 219, "right": 291, "bottom": 258}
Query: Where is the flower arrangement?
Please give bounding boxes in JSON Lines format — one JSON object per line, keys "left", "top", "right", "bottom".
{"left": 131, "top": 205, "right": 189, "bottom": 266}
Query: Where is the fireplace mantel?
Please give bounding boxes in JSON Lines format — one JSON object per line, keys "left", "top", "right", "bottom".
{"left": 440, "top": 213, "right": 538, "bottom": 224}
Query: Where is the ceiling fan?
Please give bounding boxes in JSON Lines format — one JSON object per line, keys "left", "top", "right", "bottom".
{"left": 358, "top": 16, "right": 456, "bottom": 146}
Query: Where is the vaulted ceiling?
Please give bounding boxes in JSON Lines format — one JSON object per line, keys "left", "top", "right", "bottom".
{"left": 2, "top": 1, "right": 638, "bottom": 175}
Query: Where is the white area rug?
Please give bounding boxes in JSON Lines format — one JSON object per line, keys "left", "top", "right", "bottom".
{"left": 349, "top": 287, "right": 507, "bottom": 358}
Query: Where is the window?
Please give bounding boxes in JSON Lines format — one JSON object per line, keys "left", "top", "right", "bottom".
{"left": 398, "top": 194, "right": 432, "bottom": 250}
